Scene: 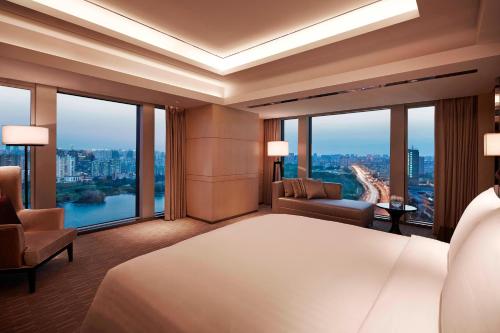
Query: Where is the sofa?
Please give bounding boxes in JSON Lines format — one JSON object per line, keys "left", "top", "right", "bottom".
{"left": 272, "top": 180, "right": 374, "bottom": 227}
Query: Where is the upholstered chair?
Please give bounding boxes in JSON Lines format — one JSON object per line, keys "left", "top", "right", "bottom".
{"left": 0, "top": 166, "right": 77, "bottom": 293}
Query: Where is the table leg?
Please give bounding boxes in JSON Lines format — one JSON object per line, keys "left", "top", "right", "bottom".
{"left": 389, "top": 211, "right": 404, "bottom": 235}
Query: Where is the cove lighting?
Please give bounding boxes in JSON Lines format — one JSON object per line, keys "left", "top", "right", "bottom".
{"left": 9, "top": 0, "right": 419, "bottom": 75}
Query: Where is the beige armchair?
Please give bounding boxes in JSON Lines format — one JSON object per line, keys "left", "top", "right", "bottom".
{"left": 0, "top": 166, "right": 77, "bottom": 293}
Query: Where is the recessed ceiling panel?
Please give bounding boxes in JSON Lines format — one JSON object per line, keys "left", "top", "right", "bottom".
{"left": 7, "top": 0, "right": 420, "bottom": 74}
{"left": 90, "top": 0, "right": 377, "bottom": 57}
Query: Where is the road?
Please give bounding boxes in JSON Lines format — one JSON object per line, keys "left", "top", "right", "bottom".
{"left": 351, "top": 164, "right": 390, "bottom": 207}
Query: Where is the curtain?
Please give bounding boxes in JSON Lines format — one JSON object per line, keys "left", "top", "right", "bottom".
{"left": 165, "top": 106, "right": 187, "bottom": 220}
{"left": 434, "top": 96, "right": 478, "bottom": 241}
{"left": 263, "top": 119, "right": 282, "bottom": 205}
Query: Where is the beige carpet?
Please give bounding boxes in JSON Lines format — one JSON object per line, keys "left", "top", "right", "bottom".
{"left": 0, "top": 209, "right": 432, "bottom": 332}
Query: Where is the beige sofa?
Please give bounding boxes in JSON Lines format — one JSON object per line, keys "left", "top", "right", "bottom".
{"left": 0, "top": 166, "right": 77, "bottom": 293}
{"left": 272, "top": 181, "right": 374, "bottom": 227}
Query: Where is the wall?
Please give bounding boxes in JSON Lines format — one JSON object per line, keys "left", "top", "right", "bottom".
{"left": 186, "top": 104, "right": 260, "bottom": 222}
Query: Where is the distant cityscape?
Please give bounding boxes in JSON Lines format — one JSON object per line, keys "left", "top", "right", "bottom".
{"left": 55, "top": 148, "right": 165, "bottom": 202}
{"left": 284, "top": 149, "right": 434, "bottom": 223}
{"left": 0, "top": 146, "right": 29, "bottom": 183}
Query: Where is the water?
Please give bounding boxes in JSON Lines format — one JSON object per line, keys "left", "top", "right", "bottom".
{"left": 60, "top": 194, "right": 165, "bottom": 228}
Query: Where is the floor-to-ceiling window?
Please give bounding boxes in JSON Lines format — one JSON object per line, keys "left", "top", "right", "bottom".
{"left": 0, "top": 85, "right": 31, "bottom": 207}
{"left": 311, "top": 109, "right": 391, "bottom": 216}
{"left": 282, "top": 118, "right": 298, "bottom": 178}
{"left": 56, "top": 93, "right": 139, "bottom": 228}
{"left": 407, "top": 106, "right": 435, "bottom": 224}
{"left": 154, "top": 107, "right": 166, "bottom": 214}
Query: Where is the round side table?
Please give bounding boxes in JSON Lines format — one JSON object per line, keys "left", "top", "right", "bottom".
{"left": 376, "top": 203, "right": 417, "bottom": 235}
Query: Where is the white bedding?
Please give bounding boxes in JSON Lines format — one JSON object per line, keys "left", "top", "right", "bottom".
{"left": 81, "top": 214, "right": 448, "bottom": 333}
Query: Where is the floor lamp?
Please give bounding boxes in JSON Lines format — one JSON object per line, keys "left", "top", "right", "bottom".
{"left": 484, "top": 133, "right": 500, "bottom": 197}
{"left": 268, "top": 141, "right": 289, "bottom": 182}
{"left": 2, "top": 125, "right": 49, "bottom": 207}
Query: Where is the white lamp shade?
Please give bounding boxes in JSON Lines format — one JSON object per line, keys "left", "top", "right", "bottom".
{"left": 2, "top": 125, "right": 49, "bottom": 146}
{"left": 267, "top": 141, "right": 289, "bottom": 157}
{"left": 484, "top": 133, "right": 500, "bottom": 156}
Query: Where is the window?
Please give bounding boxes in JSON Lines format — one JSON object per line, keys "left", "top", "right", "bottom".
{"left": 0, "top": 85, "right": 31, "bottom": 207}
{"left": 56, "top": 93, "right": 139, "bottom": 228}
{"left": 154, "top": 108, "right": 166, "bottom": 214}
{"left": 311, "top": 110, "right": 391, "bottom": 216}
{"left": 282, "top": 118, "right": 298, "bottom": 178}
{"left": 407, "top": 106, "right": 435, "bottom": 224}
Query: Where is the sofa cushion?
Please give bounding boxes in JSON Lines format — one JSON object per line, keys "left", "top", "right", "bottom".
{"left": 23, "top": 229, "right": 77, "bottom": 266}
{"left": 291, "top": 179, "right": 307, "bottom": 198}
{"left": 303, "top": 179, "right": 327, "bottom": 199}
{"left": 278, "top": 197, "right": 373, "bottom": 221}
{"left": 282, "top": 178, "right": 295, "bottom": 197}
{"left": 323, "top": 182, "right": 342, "bottom": 200}
{"left": 0, "top": 195, "right": 21, "bottom": 225}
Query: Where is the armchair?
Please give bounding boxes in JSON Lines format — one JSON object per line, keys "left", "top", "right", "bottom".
{"left": 0, "top": 166, "right": 77, "bottom": 293}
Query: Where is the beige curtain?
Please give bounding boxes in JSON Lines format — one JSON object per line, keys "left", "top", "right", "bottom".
{"left": 263, "top": 119, "right": 282, "bottom": 205}
{"left": 434, "top": 96, "right": 478, "bottom": 241}
{"left": 165, "top": 106, "right": 187, "bottom": 220}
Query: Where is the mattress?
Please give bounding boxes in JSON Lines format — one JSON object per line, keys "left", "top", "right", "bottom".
{"left": 81, "top": 214, "right": 448, "bottom": 333}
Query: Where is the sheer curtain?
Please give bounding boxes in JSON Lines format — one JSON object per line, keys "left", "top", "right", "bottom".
{"left": 165, "top": 106, "right": 187, "bottom": 220}
{"left": 434, "top": 96, "right": 478, "bottom": 241}
{"left": 263, "top": 119, "right": 282, "bottom": 205}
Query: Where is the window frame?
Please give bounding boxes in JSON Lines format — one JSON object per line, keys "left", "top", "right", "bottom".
{"left": 55, "top": 91, "right": 141, "bottom": 230}
{"left": 281, "top": 117, "right": 299, "bottom": 179}
{"left": 404, "top": 102, "right": 436, "bottom": 226}
{"left": 154, "top": 106, "right": 166, "bottom": 217}
{"left": 308, "top": 108, "right": 392, "bottom": 219}
{"left": 0, "top": 80, "right": 35, "bottom": 207}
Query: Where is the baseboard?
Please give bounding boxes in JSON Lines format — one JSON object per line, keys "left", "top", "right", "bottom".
{"left": 187, "top": 209, "right": 259, "bottom": 224}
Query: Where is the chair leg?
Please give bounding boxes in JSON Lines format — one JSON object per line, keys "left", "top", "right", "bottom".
{"left": 67, "top": 243, "right": 74, "bottom": 262}
{"left": 28, "top": 268, "right": 36, "bottom": 294}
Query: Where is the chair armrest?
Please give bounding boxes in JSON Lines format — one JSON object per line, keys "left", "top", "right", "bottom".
{"left": 0, "top": 224, "right": 25, "bottom": 268}
{"left": 18, "top": 208, "right": 65, "bottom": 231}
{"left": 323, "top": 182, "right": 342, "bottom": 199}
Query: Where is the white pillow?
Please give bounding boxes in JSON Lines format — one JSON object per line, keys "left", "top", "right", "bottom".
{"left": 440, "top": 208, "right": 500, "bottom": 333}
{"left": 448, "top": 188, "right": 500, "bottom": 269}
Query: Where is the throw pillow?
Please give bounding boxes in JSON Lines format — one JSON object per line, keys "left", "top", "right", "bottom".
{"left": 303, "top": 179, "right": 327, "bottom": 199}
{"left": 291, "top": 178, "right": 307, "bottom": 198}
{"left": 282, "top": 178, "right": 296, "bottom": 197}
{"left": 0, "top": 195, "right": 21, "bottom": 225}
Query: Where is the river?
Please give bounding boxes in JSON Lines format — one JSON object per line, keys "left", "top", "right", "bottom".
{"left": 60, "top": 194, "right": 165, "bottom": 228}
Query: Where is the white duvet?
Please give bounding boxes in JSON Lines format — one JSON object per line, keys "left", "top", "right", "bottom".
{"left": 81, "top": 214, "right": 448, "bottom": 333}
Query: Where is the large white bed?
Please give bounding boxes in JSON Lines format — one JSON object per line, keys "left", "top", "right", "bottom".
{"left": 81, "top": 188, "right": 500, "bottom": 333}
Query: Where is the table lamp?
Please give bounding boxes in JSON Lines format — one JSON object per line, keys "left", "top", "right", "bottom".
{"left": 268, "top": 141, "right": 289, "bottom": 182}
{"left": 484, "top": 133, "right": 500, "bottom": 197}
{"left": 2, "top": 125, "right": 49, "bottom": 207}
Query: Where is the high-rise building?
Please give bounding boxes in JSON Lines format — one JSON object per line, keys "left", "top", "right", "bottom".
{"left": 419, "top": 156, "right": 425, "bottom": 176}
{"left": 408, "top": 148, "right": 420, "bottom": 185}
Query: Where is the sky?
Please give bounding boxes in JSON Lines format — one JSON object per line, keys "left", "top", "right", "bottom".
{"left": 0, "top": 86, "right": 31, "bottom": 147}
{"left": 1, "top": 85, "right": 432, "bottom": 156}
{"left": 285, "top": 107, "right": 435, "bottom": 157}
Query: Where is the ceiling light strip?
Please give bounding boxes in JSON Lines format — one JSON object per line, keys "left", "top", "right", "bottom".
{"left": 8, "top": 0, "right": 419, "bottom": 74}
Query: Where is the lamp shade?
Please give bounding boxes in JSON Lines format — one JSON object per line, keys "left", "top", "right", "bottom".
{"left": 484, "top": 133, "right": 500, "bottom": 156}
{"left": 2, "top": 125, "right": 49, "bottom": 146}
{"left": 267, "top": 141, "right": 289, "bottom": 157}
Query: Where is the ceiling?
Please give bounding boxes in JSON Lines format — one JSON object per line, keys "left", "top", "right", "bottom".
{"left": 0, "top": 0, "right": 499, "bottom": 118}
{"left": 90, "top": 0, "right": 375, "bottom": 57}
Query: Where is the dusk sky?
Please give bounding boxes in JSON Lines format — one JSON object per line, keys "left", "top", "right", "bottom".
{"left": 0, "top": 86, "right": 31, "bottom": 147}
{"left": 2, "top": 85, "right": 432, "bottom": 156}
{"left": 286, "top": 107, "right": 435, "bottom": 157}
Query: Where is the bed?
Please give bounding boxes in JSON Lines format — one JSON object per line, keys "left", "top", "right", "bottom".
{"left": 81, "top": 188, "right": 500, "bottom": 333}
